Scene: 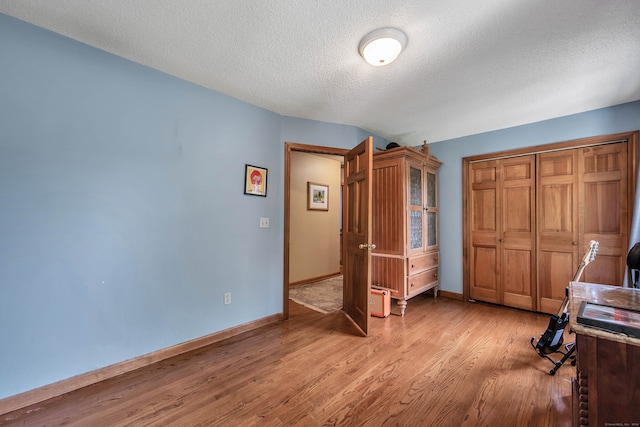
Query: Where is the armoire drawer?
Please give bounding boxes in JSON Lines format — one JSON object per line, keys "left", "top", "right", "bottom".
{"left": 407, "top": 267, "right": 438, "bottom": 293}
{"left": 407, "top": 252, "right": 439, "bottom": 275}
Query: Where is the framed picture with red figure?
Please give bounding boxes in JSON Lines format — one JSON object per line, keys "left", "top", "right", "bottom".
{"left": 244, "top": 164, "right": 268, "bottom": 197}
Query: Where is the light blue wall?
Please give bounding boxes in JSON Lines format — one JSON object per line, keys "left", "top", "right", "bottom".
{"left": 428, "top": 101, "right": 640, "bottom": 296}
{"left": 0, "top": 15, "right": 378, "bottom": 400}
{"left": 280, "top": 117, "right": 389, "bottom": 151}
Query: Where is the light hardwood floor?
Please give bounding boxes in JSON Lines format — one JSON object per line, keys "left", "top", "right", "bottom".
{"left": 1, "top": 296, "right": 574, "bottom": 426}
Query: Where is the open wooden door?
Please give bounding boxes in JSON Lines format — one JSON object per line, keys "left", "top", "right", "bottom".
{"left": 342, "top": 137, "right": 373, "bottom": 336}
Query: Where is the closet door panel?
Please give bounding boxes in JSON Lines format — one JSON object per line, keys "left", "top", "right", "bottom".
{"left": 502, "top": 248, "right": 533, "bottom": 309}
{"left": 504, "top": 187, "right": 532, "bottom": 232}
{"left": 580, "top": 143, "right": 628, "bottom": 285}
{"left": 540, "top": 184, "right": 574, "bottom": 233}
{"left": 538, "top": 150, "right": 579, "bottom": 314}
{"left": 501, "top": 156, "right": 535, "bottom": 310}
{"left": 584, "top": 181, "right": 621, "bottom": 233}
{"left": 471, "top": 245, "right": 498, "bottom": 301}
{"left": 472, "top": 189, "right": 497, "bottom": 231}
{"left": 469, "top": 161, "right": 500, "bottom": 303}
{"left": 469, "top": 156, "right": 535, "bottom": 308}
{"left": 538, "top": 250, "right": 574, "bottom": 313}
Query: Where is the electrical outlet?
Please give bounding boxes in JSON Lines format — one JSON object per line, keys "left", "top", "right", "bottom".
{"left": 224, "top": 292, "right": 231, "bottom": 305}
{"left": 260, "top": 217, "right": 269, "bottom": 228}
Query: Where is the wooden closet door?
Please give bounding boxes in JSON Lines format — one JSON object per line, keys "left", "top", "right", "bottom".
{"left": 500, "top": 156, "right": 536, "bottom": 310}
{"left": 537, "top": 150, "right": 579, "bottom": 314}
{"left": 538, "top": 142, "right": 628, "bottom": 313}
{"left": 579, "top": 142, "right": 628, "bottom": 286}
{"left": 469, "top": 156, "right": 535, "bottom": 308}
{"left": 469, "top": 160, "right": 500, "bottom": 304}
{"left": 465, "top": 132, "right": 637, "bottom": 314}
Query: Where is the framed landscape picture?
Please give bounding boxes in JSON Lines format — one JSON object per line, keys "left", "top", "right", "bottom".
{"left": 307, "top": 182, "right": 329, "bottom": 211}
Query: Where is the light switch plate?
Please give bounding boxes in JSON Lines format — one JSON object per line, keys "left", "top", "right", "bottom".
{"left": 260, "top": 217, "right": 269, "bottom": 228}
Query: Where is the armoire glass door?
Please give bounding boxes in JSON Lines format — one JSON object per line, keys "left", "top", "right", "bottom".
{"left": 409, "top": 166, "right": 423, "bottom": 251}
{"left": 426, "top": 171, "right": 437, "bottom": 248}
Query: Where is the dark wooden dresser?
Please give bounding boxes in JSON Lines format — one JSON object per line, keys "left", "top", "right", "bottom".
{"left": 569, "top": 282, "right": 640, "bottom": 427}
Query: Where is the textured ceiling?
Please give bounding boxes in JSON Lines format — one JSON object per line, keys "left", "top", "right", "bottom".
{"left": 1, "top": 1, "right": 639, "bottom": 145}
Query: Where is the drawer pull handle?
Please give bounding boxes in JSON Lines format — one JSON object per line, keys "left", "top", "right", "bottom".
{"left": 410, "top": 282, "right": 415, "bottom": 287}
{"left": 434, "top": 272, "right": 438, "bottom": 279}
{"left": 411, "top": 264, "right": 416, "bottom": 268}
{"left": 434, "top": 256, "right": 438, "bottom": 262}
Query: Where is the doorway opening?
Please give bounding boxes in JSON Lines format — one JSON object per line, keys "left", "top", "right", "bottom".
{"left": 283, "top": 142, "right": 347, "bottom": 320}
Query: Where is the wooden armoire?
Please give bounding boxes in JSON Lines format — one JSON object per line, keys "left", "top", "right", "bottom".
{"left": 371, "top": 145, "right": 442, "bottom": 316}
{"left": 464, "top": 131, "right": 638, "bottom": 314}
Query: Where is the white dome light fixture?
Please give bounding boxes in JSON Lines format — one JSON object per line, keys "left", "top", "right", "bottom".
{"left": 358, "top": 28, "right": 408, "bottom": 66}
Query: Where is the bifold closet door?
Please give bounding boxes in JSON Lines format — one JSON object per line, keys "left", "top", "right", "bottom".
{"left": 537, "top": 149, "right": 579, "bottom": 314}
{"left": 469, "top": 155, "right": 535, "bottom": 310}
{"left": 537, "top": 142, "right": 628, "bottom": 313}
{"left": 580, "top": 143, "right": 628, "bottom": 284}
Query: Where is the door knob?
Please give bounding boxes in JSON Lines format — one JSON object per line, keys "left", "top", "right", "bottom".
{"left": 359, "top": 243, "right": 376, "bottom": 250}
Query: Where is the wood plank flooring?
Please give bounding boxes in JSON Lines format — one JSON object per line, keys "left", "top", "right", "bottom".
{"left": 1, "top": 296, "right": 574, "bottom": 426}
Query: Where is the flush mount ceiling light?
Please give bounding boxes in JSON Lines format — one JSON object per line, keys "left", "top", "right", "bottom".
{"left": 358, "top": 28, "right": 408, "bottom": 66}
